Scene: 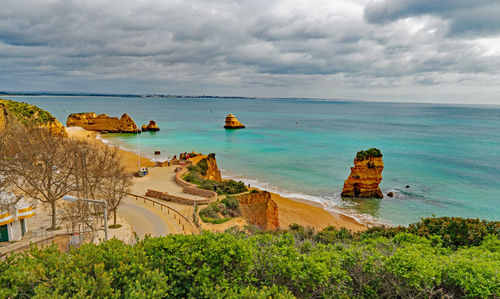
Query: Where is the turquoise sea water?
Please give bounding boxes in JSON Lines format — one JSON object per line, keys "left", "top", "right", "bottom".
{"left": 8, "top": 96, "right": 500, "bottom": 225}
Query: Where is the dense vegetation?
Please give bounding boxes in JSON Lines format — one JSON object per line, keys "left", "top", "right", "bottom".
{"left": 199, "top": 196, "right": 241, "bottom": 224}
{"left": 184, "top": 163, "right": 248, "bottom": 195}
{"left": 0, "top": 217, "right": 498, "bottom": 298}
{"left": 355, "top": 148, "right": 383, "bottom": 161}
{"left": 0, "top": 99, "right": 56, "bottom": 125}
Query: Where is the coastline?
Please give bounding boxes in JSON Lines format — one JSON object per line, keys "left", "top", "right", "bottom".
{"left": 67, "top": 127, "right": 366, "bottom": 232}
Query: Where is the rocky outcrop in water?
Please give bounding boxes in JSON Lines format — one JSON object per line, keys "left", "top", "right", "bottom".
{"left": 142, "top": 120, "right": 160, "bottom": 132}
{"left": 224, "top": 113, "right": 245, "bottom": 129}
{"left": 66, "top": 112, "right": 140, "bottom": 133}
{"left": 341, "top": 148, "right": 384, "bottom": 198}
{"left": 235, "top": 191, "right": 279, "bottom": 230}
{"left": 0, "top": 99, "right": 66, "bottom": 136}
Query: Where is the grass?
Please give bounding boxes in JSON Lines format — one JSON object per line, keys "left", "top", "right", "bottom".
{"left": 0, "top": 99, "right": 56, "bottom": 125}
{"left": 109, "top": 224, "right": 122, "bottom": 229}
{"left": 200, "top": 215, "right": 234, "bottom": 224}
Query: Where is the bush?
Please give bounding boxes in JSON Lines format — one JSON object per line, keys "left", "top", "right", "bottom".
{"left": 1, "top": 218, "right": 499, "bottom": 298}
{"left": 355, "top": 148, "right": 382, "bottom": 161}
{"left": 250, "top": 189, "right": 260, "bottom": 194}
{"left": 183, "top": 171, "right": 203, "bottom": 185}
{"left": 199, "top": 204, "right": 220, "bottom": 220}
{"left": 219, "top": 180, "right": 248, "bottom": 195}
{"left": 197, "top": 158, "right": 208, "bottom": 176}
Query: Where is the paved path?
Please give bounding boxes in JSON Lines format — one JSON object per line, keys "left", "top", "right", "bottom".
{"left": 118, "top": 197, "right": 180, "bottom": 239}
{"left": 132, "top": 166, "right": 199, "bottom": 200}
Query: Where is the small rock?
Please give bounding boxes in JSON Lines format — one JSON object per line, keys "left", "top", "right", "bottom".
{"left": 154, "top": 151, "right": 161, "bottom": 155}
{"left": 387, "top": 192, "right": 394, "bottom": 197}
{"left": 405, "top": 185, "right": 410, "bottom": 188}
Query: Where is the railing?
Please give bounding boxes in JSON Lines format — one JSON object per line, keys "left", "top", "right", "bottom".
{"left": 123, "top": 192, "right": 198, "bottom": 234}
{"left": 0, "top": 233, "right": 72, "bottom": 259}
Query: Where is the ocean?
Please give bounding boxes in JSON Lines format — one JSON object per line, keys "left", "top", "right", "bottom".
{"left": 8, "top": 96, "right": 500, "bottom": 226}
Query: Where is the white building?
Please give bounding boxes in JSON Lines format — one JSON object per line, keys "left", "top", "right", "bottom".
{"left": 0, "top": 192, "right": 35, "bottom": 242}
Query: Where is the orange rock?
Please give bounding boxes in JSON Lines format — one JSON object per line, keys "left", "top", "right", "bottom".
{"left": 192, "top": 153, "right": 222, "bottom": 182}
{"left": 204, "top": 153, "right": 222, "bottom": 182}
{"left": 235, "top": 191, "right": 279, "bottom": 230}
{"left": 66, "top": 112, "right": 140, "bottom": 133}
{"left": 224, "top": 113, "right": 245, "bottom": 129}
{"left": 342, "top": 150, "right": 384, "bottom": 198}
{"left": 142, "top": 120, "right": 160, "bottom": 132}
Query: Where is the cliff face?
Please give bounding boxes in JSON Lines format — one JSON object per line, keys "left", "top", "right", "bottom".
{"left": 341, "top": 155, "right": 384, "bottom": 199}
{"left": 224, "top": 113, "right": 245, "bottom": 129}
{"left": 236, "top": 191, "right": 279, "bottom": 230}
{"left": 0, "top": 103, "right": 7, "bottom": 131}
{"left": 204, "top": 154, "right": 222, "bottom": 182}
{"left": 66, "top": 112, "right": 140, "bottom": 133}
{"left": 142, "top": 120, "right": 160, "bottom": 132}
{"left": 0, "top": 99, "right": 66, "bottom": 136}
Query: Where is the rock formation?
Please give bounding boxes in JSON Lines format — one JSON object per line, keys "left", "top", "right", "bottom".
{"left": 66, "top": 112, "right": 140, "bottom": 133}
{"left": 0, "top": 99, "right": 66, "bottom": 136}
{"left": 235, "top": 191, "right": 279, "bottom": 230}
{"left": 341, "top": 148, "right": 384, "bottom": 198}
{"left": 224, "top": 113, "right": 245, "bottom": 129}
{"left": 193, "top": 153, "right": 222, "bottom": 182}
{"left": 142, "top": 120, "right": 160, "bottom": 132}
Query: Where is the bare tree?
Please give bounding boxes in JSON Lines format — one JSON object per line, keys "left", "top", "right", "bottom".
{"left": 4, "top": 125, "right": 78, "bottom": 229}
{"left": 65, "top": 141, "right": 132, "bottom": 229}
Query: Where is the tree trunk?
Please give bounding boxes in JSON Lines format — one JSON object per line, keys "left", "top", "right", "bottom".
{"left": 113, "top": 209, "right": 117, "bottom": 226}
{"left": 51, "top": 201, "right": 57, "bottom": 229}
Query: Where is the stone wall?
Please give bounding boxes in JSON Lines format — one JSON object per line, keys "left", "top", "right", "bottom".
{"left": 146, "top": 189, "right": 215, "bottom": 205}
{"left": 235, "top": 191, "right": 279, "bottom": 230}
{"left": 182, "top": 186, "right": 217, "bottom": 198}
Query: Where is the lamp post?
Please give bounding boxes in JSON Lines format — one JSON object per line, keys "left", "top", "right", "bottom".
{"left": 62, "top": 195, "right": 108, "bottom": 241}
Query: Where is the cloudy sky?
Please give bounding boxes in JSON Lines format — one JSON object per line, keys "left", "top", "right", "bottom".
{"left": 1, "top": 0, "right": 500, "bottom": 104}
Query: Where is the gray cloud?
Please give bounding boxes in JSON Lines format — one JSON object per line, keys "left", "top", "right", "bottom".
{"left": 0, "top": 0, "right": 499, "bottom": 103}
{"left": 364, "top": 0, "right": 500, "bottom": 36}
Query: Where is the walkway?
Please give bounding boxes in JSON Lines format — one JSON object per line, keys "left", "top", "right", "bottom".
{"left": 117, "top": 196, "right": 181, "bottom": 239}
{"left": 131, "top": 166, "right": 200, "bottom": 201}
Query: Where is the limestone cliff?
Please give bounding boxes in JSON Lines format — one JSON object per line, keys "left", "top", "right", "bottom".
{"left": 235, "top": 191, "right": 279, "bottom": 230}
{"left": 0, "top": 99, "right": 66, "bottom": 136}
{"left": 341, "top": 148, "right": 384, "bottom": 198}
{"left": 224, "top": 113, "right": 245, "bottom": 129}
{"left": 142, "top": 120, "right": 160, "bottom": 132}
{"left": 193, "top": 153, "right": 222, "bottom": 182}
{"left": 66, "top": 112, "right": 140, "bottom": 133}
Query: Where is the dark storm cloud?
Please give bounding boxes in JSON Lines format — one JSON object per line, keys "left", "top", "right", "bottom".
{"left": 364, "top": 0, "right": 500, "bottom": 36}
{"left": 0, "top": 0, "right": 499, "bottom": 103}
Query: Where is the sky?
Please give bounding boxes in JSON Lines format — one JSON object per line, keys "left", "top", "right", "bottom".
{"left": 1, "top": 0, "right": 500, "bottom": 104}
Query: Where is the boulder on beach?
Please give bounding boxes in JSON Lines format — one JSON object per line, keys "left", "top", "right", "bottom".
{"left": 224, "top": 113, "right": 245, "bottom": 129}
{"left": 341, "top": 148, "right": 384, "bottom": 199}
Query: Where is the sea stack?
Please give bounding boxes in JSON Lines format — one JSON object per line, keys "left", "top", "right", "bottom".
{"left": 341, "top": 148, "right": 384, "bottom": 198}
{"left": 66, "top": 112, "right": 141, "bottom": 133}
{"left": 224, "top": 113, "right": 245, "bottom": 129}
{"left": 142, "top": 120, "right": 160, "bottom": 132}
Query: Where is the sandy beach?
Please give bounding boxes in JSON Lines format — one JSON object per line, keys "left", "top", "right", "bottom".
{"left": 66, "top": 127, "right": 366, "bottom": 232}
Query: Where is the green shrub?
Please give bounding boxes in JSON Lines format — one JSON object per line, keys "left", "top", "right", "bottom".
{"left": 1, "top": 218, "right": 499, "bottom": 298}
{"left": 407, "top": 217, "right": 499, "bottom": 249}
{"left": 355, "top": 148, "right": 382, "bottom": 161}
{"left": 197, "top": 158, "right": 209, "bottom": 176}
{"left": 199, "top": 204, "right": 220, "bottom": 219}
{"left": 219, "top": 180, "right": 248, "bottom": 195}
{"left": 221, "top": 196, "right": 240, "bottom": 211}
